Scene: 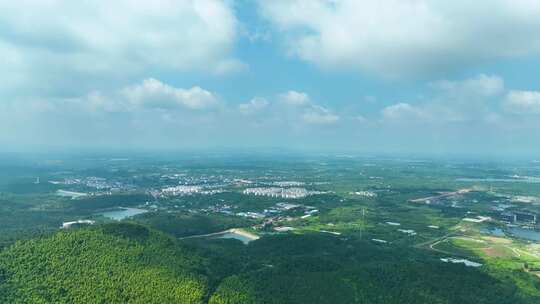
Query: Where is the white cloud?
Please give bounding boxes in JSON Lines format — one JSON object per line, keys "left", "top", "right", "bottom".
{"left": 239, "top": 91, "right": 341, "bottom": 126}
{"left": 213, "top": 59, "right": 249, "bottom": 75}
{"left": 238, "top": 97, "right": 269, "bottom": 114}
{"left": 259, "top": 0, "right": 540, "bottom": 78}
{"left": 363, "top": 96, "right": 378, "bottom": 104}
{"left": 380, "top": 75, "right": 502, "bottom": 123}
{"left": 505, "top": 90, "right": 540, "bottom": 114}
{"left": 23, "top": 78, "right": 220, "bottom": 113}
{"left": 0, "top": 77, "right": 226, "bottom": 148}
{"left": 355, "top": 115, "right": 368, "bottom": 123}
{"left": 380, "top": 74, "right": 513, "bottom": 125}
{"left": 381, "top": 74, "right": 505, "bottom": 125}
{"left": 280, "top": 90, "right": 311, "bottom": 106}
{"left": 431, "top": 74, "right": 504, "bottom": 97}
{"left": 302, "top": 105, "right": 339, "bottom": 124}
{"left": 381, "top": 103, "right": 428, "bottom": 121}
{"left": 276, "top": 90, "right": 341, "bottom": 124}
{"left": 122, "top": 78, "right": 219, "bottom": 110}
{"left": 0, "top": 0, "right": 241, "bottom": 95}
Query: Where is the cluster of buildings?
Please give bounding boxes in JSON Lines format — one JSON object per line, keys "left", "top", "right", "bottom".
{"left": 488, "top": 194, "right": 539, "bottom": 226}
{"left": 491, "top": 203, "right": 514, "bottom": 212}
{"left": 200, "top": 203, "right": 235, "bottom": 215}
{"left": 233, "top": 178, "right": 254, "bottom": 185}
{"left": 159, "top": 173, "right": 255, "bottom": 191}
{"left": 161, "top": 185, "right": 203, "bottom": 196}
{"left": 83, "top": 177, "right": 111, "bottom": 190}
{"left": 511, "top": 196, "right": 540, "bottom": 203}
{"left": 397, "top": 229, "right": 417, "bottom": 236}
{"left": 237, "top": 203, "right": 319, "bottom": 222}
{"left": 50, "top": 176, "right": 135, "bottom": 193}
{"left": 271, "top": 181, "right": 305, "bottom": 187}
{"left": 385, "top": 221, "right": 417, "bottom": 237}
{"left": 350, "top": 191, "right": 377, "bottom": 198}
{"left": 49, "top": 178, "right": 81, "bottom": 185}
{"left": 500, "top": 212, "right": 537, "bottom": 225}
{"left": 159, "top": 173, "right": 187, "bottom": 180}
{"left": 243, "top": 187, "right": 324, "bottom": 199}
{"left": 247, "top": 203, "right": 319, "bottom": 231}
{"left": 237, "top": 211, "right": 265, "bottom": 219}
{"left": 160, "top": 185, "right": 226, "bottom": 197}
{"left": 264, "top": 202, "right": 318, "bottom": 217}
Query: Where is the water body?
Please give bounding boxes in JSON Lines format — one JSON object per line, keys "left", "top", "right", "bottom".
{"left": 508, "top": 227, "right": 540, "bottom": 242}
{"left": 456, "top": 177, "right": 540, "bottom": 183}
{"left": 99, "top": 208, "right": 148, "bottom": 221}
{"left": 482, "top": 226, "right": 540, "bottom": 242}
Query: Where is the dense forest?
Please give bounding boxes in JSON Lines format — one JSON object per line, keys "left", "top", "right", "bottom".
{"left": 0, "top": 223, "right": 207, "bottom": 303}
{"left": 1, "top": 223, "right": 539, "bottom": 303}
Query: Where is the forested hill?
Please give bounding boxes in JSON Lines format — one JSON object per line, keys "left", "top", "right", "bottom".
{"left": 1, "top": 223, "right": 539, "bottom": 303}
{"left": 0, "top": 223, "right": 208, "bottom": 303}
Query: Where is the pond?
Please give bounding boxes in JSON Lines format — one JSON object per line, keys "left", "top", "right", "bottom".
{"left": 481, "top": 226, "right": 540, "bottom": 242}
{"left": 99, "top": 207, "right": 148, "bottom": 221}
{"left": 508, "top": 227, "right": 540, "bottom": 242}
{"left": 456, "top": 177, "right": 540, "bottom": 183}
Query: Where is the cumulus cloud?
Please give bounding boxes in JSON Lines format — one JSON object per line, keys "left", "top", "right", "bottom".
{"left": 380, "top": 74, "right": 507, "bottom": 123}
{"left": 122, "top": 78, "right": 219, "bottom": 110}
{"left": 258, "top": 0, "right": 540, "bottom": 78}
{"left": 0, "top": 77, "right": 226, "bottom": 148}
{"left": 0, "top": 0, "right": 241, "bottom": 96}
{"left": 274, "top": 90, "right": 341, "bottom": 124}
{"left": 13, "top": 78, "right": 220, "bottom": 115}
{"left": 279, "top": 90, "right": 311, "bottom": 106}
{"left": 0, "top": 82, "right": 351, "bottom": 149}
{"left": 431, "top": 74, "right": 505, "bottom": 97}
{"left": 505, "top": 90, "right": 540, "bottom": 114}
{"left": 302, "top": 105, "right": 339, "bottom": 124}
{"left": 381, "top": 103, "right": 428, "bottom": 121}
{"left": 238, "top": 97, "right": 269, "bottom": 114}
{"left": 355, "top": 115, "right": 368, "bottom": 123}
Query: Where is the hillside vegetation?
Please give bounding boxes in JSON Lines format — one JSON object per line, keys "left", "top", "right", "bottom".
{"left": 0, "top": 223, "right": 207, "bottom": 303}
{"left": 1, "top": 224, "right": 539, "bottom": 304}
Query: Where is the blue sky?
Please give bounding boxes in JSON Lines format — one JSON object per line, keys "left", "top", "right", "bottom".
{"left": 1, "top": 0, "right": 540, "bottom": 156}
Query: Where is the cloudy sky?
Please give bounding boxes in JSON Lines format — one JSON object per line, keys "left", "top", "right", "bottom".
{"left": 1, "top": 0, "right": 540, "bottom": 156}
